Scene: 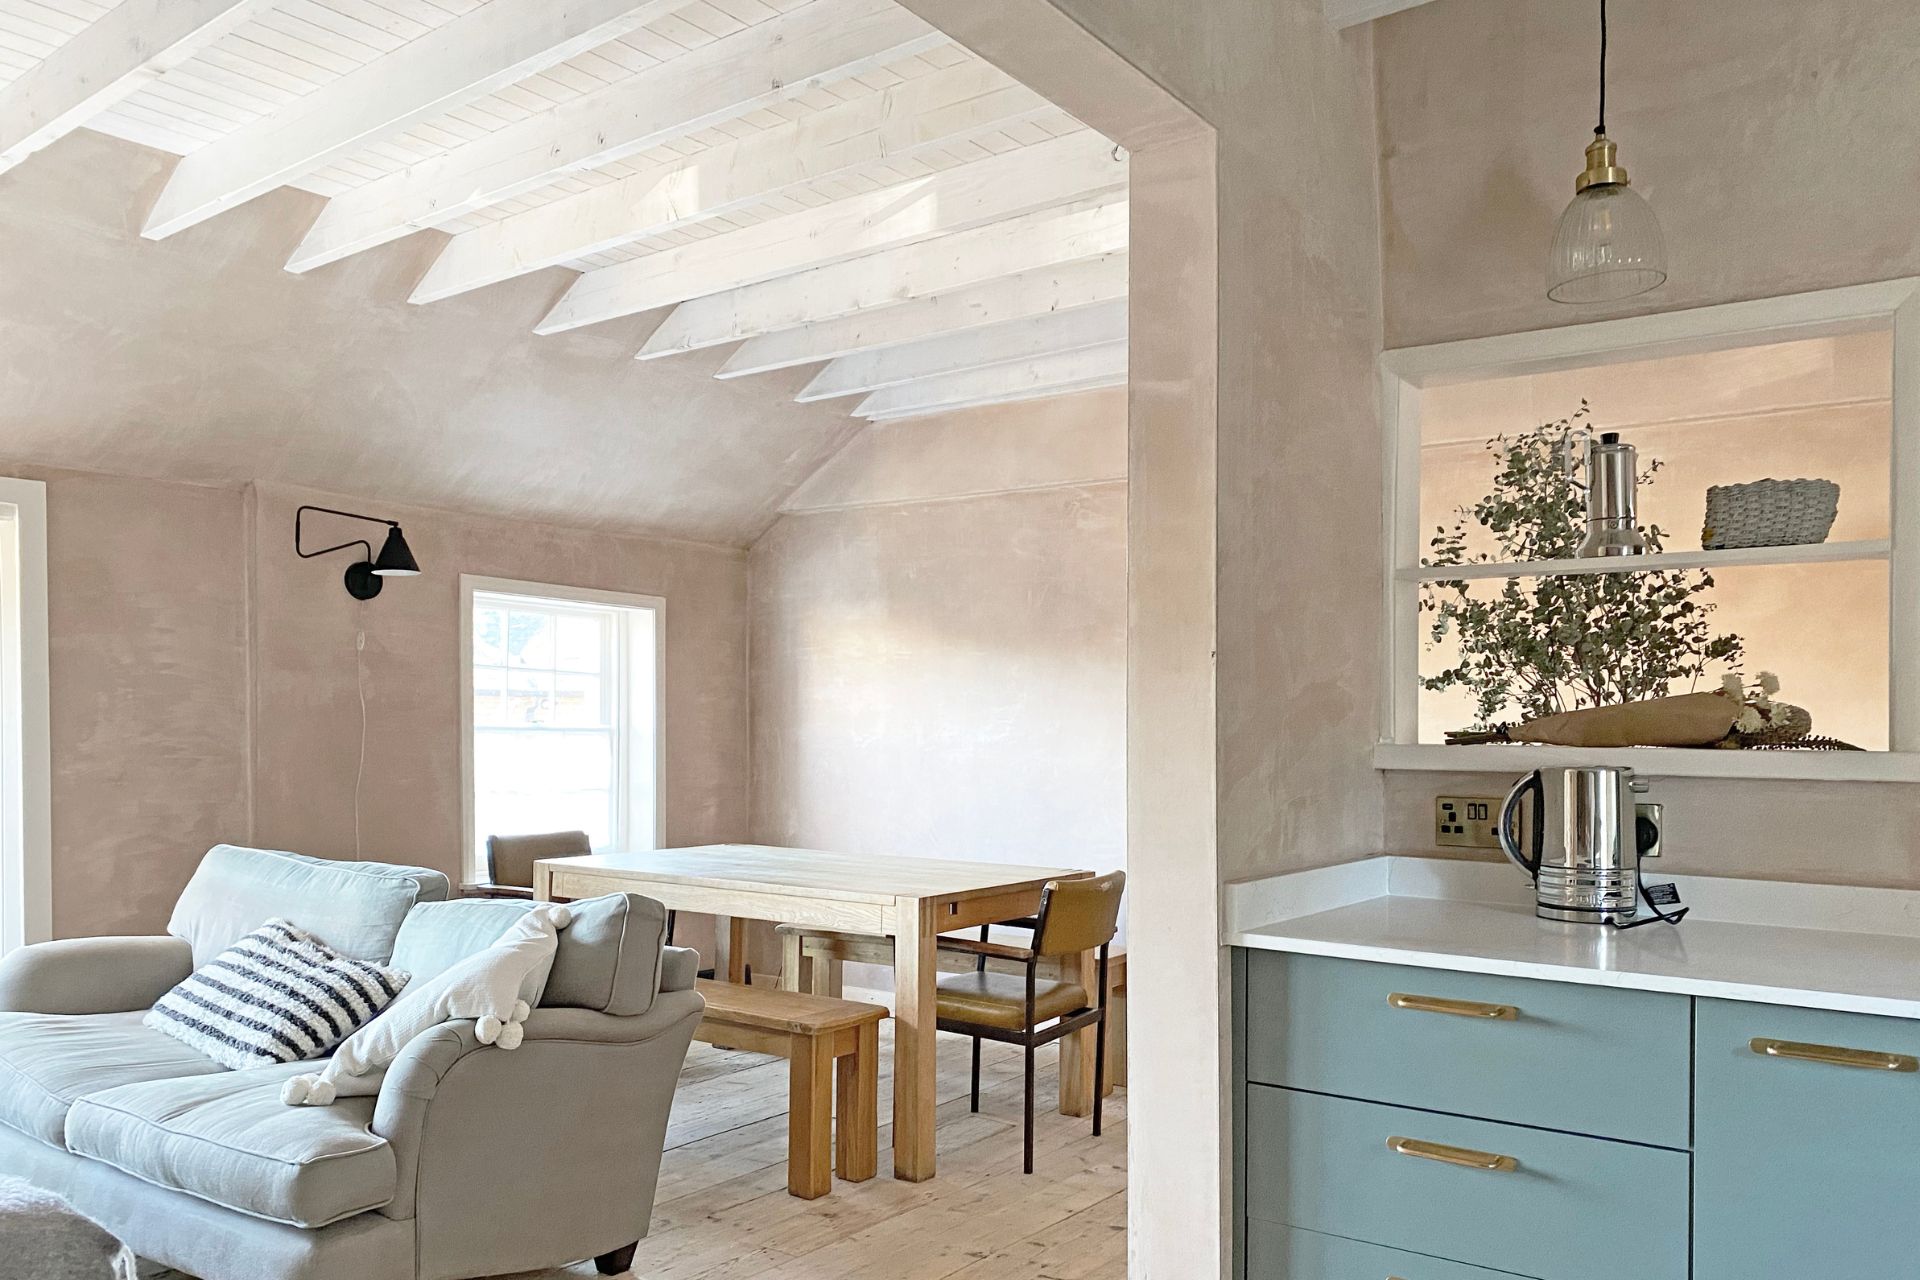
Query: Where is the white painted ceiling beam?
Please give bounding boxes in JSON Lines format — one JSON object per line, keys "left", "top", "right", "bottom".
{"left": 716, "top": 253, "right": 1130, "bottom": 379}
{"left": 862, "top": 375, "right": 1127, "bottom": 421}
{"left": 287, "top": 0, "right": 944, "bottom": 273}
{"left": 0, "top": 0, "right": 273, "bottom": 177}
{"left": 855, "top": 342, "right": 1129, "bottom": 419}
{"left": 538, "top": 130, "right": 1127, "bottom": 335}
{"left": 410, "top": 61, "right": 1053, "bottom": 304}
{"left": 144, "top": 0, "right": 691, "bottom": 239}
{"left": 638, "top": 195, "right": 1127, "bottom": 358}
{"left": 1324, "top": 0, "right": 1440, "bottom": 29}
{"left": 798, "top": 299, "right": 1128, "bottom": 401}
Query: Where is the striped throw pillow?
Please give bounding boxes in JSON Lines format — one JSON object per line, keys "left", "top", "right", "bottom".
{"left": 145, "top": 919, "right": 410, "bottom": 1071}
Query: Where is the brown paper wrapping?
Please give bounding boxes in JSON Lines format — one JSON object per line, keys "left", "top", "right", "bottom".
{"left": 1507, "top": 691, "right": 1739, "bottom": 748}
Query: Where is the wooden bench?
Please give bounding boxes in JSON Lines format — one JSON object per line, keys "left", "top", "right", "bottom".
{"left": 779, "top": 927, "right": 1128, "bottom": 1088}
{"left": 692, "top": 979, "right": 887, "bottom": 1199}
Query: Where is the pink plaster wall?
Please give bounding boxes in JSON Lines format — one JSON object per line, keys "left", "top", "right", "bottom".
{"left": 1377, "top": 0, "right": 1920, "bottom": 347}
{"left": 6, "top": 465, "right": 252, "bottom": 936}
{"left": 749, "top": 398, "right": 1129, "bottom": 962}
{"left": 1376, "top": 0, "right": 1920, "bottom": 885}
{"left": 13, "top": 465, "right": 750, "bottom": 936}
{"left": 750, "top": 482, "right": 1126, "bottom": 878}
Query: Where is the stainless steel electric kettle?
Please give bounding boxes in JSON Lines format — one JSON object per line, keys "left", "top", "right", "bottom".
{"left": 1498, "top": 765, "right": 1667, "bottom": 926}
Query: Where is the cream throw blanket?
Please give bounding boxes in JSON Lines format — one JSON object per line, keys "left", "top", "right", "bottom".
{"left": 282, "top": 904, "right": 571, "bottom": 1106}
{"left": 0, "top": 1178, "right": 136, "bottom": 1280}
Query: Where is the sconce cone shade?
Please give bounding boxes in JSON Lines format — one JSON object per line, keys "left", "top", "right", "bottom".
{"left": 1547, "top": 135, "right": 1668, "bottom": 304}
{"left": 372, "top": 525, "right": 421, "bottom": 576}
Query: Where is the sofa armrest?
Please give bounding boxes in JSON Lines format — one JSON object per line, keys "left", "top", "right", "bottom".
{"left": 372, "top": 992, "right": 703, "bottom": 1277}
{"left": 660, "top": 944, "right": 700, "bottom": 993}
{"left": 0, "top": 936, "right": 193, "bottom": 1014}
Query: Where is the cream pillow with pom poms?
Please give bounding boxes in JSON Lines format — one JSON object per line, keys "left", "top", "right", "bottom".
{"left": 283, "top": 903, "right": 571, "bottom": 1106}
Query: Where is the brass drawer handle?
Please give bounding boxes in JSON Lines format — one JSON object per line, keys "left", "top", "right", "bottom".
{"left": 1750, "top": 1038, "right": 1919, "bottom": 1073}
{"left": 1388, "top": 991, "right": 1517, "bottom": 1020}
{"left": 1387, "top": 1135, "right": 1519, "bottom": 1172}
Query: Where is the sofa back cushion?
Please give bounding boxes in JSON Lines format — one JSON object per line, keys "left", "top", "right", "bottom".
{"left": 169, "top": 846, "right": 450, "bottom": 968}
{"left": 389, "top": 893, "right": 666, "bottom": 1015}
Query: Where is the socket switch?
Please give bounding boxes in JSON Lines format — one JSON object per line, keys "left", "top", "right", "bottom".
{"left": 1436, "top": 796, "right": 1502, "bottom": 849}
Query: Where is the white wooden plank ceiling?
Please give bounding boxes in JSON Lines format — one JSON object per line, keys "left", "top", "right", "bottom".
{"left": 0, "top": 0, "right": 1130, "bottom": 422}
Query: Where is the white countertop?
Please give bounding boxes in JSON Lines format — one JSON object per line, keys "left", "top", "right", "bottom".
{"left": 1224, "top": 856, "right": 1920, "bottom": 1020}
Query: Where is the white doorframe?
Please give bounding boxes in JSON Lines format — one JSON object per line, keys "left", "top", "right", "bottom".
{"left": 0, "top": 477, "right": 52, "bottom": 952}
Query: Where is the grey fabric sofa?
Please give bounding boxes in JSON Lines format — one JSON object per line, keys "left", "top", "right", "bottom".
{"left": 0, "top": 845, "right": 704, "bottom": 1280}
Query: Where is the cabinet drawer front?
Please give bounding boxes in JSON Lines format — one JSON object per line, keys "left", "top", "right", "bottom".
{"left": 1695, "top": 999, "right": 1920, "bottom": 1280}
{"left": 1244, "top": 951, "right": 1691, "bottom": 1147}
{"left": 1246, "top": 1085, "right": 1688, "bottom": 1280}
{"left": 1246, "top": 1222, "right": 1538, "bottom": 1280}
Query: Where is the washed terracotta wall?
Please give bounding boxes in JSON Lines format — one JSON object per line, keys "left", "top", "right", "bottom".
{"left": 1378, "top": 0, "right": 1920, "bottom": 348}
{"left": 3, "top": 464, "right": 252, "bottom": 937}
{"left": 14, "top": 465, "right": 750, "bottom": 937}
{"left": 1035, "top": 0, "right": 1388, "bottom": 888}
{"left": 1377, "top": 0, "right": 1920, "bottom": 884}
{"left": 749, "top": 394, "right": 1128, "bottom": 955}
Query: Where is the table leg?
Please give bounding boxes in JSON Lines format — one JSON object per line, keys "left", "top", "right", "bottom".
{"left": 714, "top": 915, "right": 749, "bottom": 985}
{"left": 532, "top": 862, "right": 552, "bottom": 902}
{"left": 836, "top": 1021, "right": 878, "bottom": 1182}
{"left": 892, "top": 897, "right": 938, "bottom": 1181}
{"left": 781, "top": 929, "right": 808, "bottom": 993}
{"left": 788, "top": 1032, "right": 834, "bottom": 1199}
{"left": 1058, "top": 946, "right": 1098, "bottom": 1117}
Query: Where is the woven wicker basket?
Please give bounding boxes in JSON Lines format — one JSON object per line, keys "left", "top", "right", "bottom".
{"left": 1701, "top": 478, "right": 1839, "bottom": 550}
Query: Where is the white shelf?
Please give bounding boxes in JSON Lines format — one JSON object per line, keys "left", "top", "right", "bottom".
{"left": 1399, "top": 539, "right": 1891, "bottom": 584}
{"left": 1373, "top": 741, "right": 1920, "bottom": 784}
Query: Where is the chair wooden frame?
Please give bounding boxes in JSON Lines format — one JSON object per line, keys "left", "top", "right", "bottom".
{"left": 934, "top": 905, "right": 1111, "bottom": 1175}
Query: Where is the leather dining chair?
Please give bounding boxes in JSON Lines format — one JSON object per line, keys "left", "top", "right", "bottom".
{"left": 933, "top": 870, "right": 1125, "bottom": 1174}
{"left": 475, "top": 830, "right": 591, "bottom": 899}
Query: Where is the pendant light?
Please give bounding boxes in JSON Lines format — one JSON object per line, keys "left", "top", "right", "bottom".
{"left": 1546, "top": 0, "right": 1667, "bottom": 304}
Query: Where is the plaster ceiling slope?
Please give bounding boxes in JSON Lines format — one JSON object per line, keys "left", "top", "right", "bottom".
{"left": 0, "top": 129, "right": 861, "bottom": 545}
{"left": 0, "top": 0, "right": 1129, "bottom": 431}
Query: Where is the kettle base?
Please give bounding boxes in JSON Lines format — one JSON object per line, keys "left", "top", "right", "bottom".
{"left": 1536, "top": 902, "right": 1638, "bottom": 927}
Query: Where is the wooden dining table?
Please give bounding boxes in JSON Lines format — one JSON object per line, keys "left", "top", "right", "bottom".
{"left": 533, "top": 843, "right": 1096, "bottom": 1182}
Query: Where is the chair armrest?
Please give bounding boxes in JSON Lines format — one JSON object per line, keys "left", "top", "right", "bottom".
{"left": 0, "top": 936, "right": 193, "bottom": 1014}
{"left": 935, "top": 936, "right": 1036, "bottom": 963}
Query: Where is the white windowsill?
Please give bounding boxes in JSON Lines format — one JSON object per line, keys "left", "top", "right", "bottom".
{"left": 1374, "top": 741, "right": 1920, "bottom": 783}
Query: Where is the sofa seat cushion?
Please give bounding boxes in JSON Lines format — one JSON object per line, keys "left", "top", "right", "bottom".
{"left": 64, "top": 1063, "right": 395, "bottom": 1228}
{"left": 0, "top": 1011, "right": 223, "bottom": 1149}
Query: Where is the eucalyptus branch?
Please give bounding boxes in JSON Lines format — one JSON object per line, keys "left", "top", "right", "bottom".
{"left": 1420, "top": 404, "right": 1745, "bottom": 727}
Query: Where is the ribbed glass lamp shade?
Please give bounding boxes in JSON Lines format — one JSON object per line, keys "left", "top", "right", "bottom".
{"left": 1547, "top": 180, "right": 1668, "bottom": 304}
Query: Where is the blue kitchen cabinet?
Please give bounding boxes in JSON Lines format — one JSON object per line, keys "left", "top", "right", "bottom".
{"left": 1694, "top": 998, "right": 1920, "bottom": 1280}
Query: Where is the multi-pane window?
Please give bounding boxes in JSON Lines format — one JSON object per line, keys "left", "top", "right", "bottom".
{"left": 465, "top": 580, "right": 660, "bottom": 875}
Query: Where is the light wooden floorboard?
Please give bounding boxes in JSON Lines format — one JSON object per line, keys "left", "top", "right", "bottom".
{"left": 175, "top": 1026, "right": 1126, "bottom": 1280}
{"left": 598, "top": 1024, "right": 1129, "bottom": 1280}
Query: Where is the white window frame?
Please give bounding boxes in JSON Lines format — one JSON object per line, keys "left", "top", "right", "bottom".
{"left": 1376, "top": 278, "right": 1920, "bottom": 783}
{"left": 459, "top": 575, "right": 665, "bottom": 883}
{"left": 0, "top": 477, "right": 51, "bottom": 952}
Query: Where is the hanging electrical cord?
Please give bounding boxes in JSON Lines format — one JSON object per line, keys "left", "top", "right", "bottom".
{"left": 354, "top": 629, "right": 367, "bottom": 858}
{"left": 1596, "top": 0, "right": 1608, "bottom": 137}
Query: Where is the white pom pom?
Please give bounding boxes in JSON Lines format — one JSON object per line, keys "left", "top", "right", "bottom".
{"left": 281, "top": 1076, "right": 314, "bottom": 1106}
{"left": 496, "top": 1020, "right": 525, "bottom": 1050}
{"left": 476, "top": 1015, "right": 503, "bottom": 1044}
{"left": 548, "top": 904, "right": 573, "bottom": 930}
{"left": 308, "top": 1079, "right": 335, "bottom": 1106}
{"left": 511, "top": 1000, "right": 531, "bottom": 1022}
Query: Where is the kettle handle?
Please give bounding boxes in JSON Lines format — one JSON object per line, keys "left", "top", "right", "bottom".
{"left": 1498, "top": 770, "right": 1545, "bottom": 880}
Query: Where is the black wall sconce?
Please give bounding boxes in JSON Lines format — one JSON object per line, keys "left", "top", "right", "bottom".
{"left": 295, "top": 505, "right": 422, "bottom": 600}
